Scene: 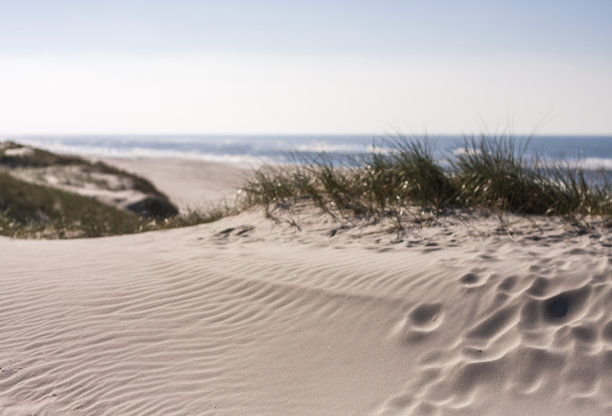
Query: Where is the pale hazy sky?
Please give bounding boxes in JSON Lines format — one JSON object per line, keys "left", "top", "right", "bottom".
{"left": 1, "top": 0, "right": 611, "bottom": 134}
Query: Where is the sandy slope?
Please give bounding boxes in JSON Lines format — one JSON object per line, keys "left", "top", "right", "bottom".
{"left": 1, "top": 161, "right": 611, "bottom": 416}
{"left": 95, "top": 157, "right": 249, "bottom": 211}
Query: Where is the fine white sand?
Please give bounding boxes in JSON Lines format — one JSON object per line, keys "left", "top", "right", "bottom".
{"left": 1, "top": 159, "right": 611, "bottom": 416}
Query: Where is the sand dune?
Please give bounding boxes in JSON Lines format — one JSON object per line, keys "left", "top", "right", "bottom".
{"left": 1, "top": 161, "right": 611, "bottom": 415}
{"left": 94, "top": 157, "right": 249, "bottom": 211}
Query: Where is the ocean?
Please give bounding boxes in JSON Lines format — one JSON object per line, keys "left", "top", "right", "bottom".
{"left": 6, "top": 134, "right": 612, "bottom": 170}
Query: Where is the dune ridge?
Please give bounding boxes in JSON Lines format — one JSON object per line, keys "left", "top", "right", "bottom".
{"left": 1, "top": 155, "right": 611, "bottom": 415}
{"left": 1, "top": 203, "right": 611, "bottom": 415}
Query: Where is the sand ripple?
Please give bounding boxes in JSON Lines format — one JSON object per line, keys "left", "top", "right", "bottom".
{"left": 1, "top": 212, "right": 611, "bottom": 415}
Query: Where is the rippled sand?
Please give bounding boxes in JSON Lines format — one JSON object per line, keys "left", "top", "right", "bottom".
{"left": 1, "top": 160, "right": 610, "bottom": 416}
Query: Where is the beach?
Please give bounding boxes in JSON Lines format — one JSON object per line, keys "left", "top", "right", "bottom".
{"left": 93, "top": 157, "right": 249, "bottom": 211}
{"left": 1, "top": 157, "right": 611, "bottom": 416}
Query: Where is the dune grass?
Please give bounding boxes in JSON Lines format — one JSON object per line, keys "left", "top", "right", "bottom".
{"left": 2, "top": 135, "right": 610, "bottom": 239}
{"left": 1, "top": 141, "right": 180, "bottom": 221}
{"left": 0, "top": 141, "right": 172, "bottom": 201}
{"left": 0, "top": 141, "right": 239, "bottom": 238}
{"left": 241, "top": 135, "right": 612, "bottom": 220}
{"left": 0, "top": 171, "right": 231, "bottom": 239}
{"left": 0, "top": 171, "right": 235, "bottom": 238}
{"left": 0, "top": 171, "right": 145, "bottom": 238}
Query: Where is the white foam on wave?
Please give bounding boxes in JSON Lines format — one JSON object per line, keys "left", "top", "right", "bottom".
{"left": 9, "top": 137, "right": 612, "bottom": 171}
{"left": 14, "top": 138, "right": 269, "bottom": 167}
{"left": 576, "top": 157, "right": 612, "bottom": 170}
{"left": 293, "top": 141, "right": 370, "bottom": 154}
{"left": 539, "top": 157, "right": 612, "bottom": 171}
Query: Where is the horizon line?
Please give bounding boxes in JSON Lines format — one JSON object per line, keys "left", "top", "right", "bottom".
{"left": 3, "top": 132, "right": 612, "bottom": 138}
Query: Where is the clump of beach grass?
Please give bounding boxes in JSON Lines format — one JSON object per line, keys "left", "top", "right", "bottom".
{"left": 3, "top": 136, "right": 610, "bottom": 239}
{"left": 241, "top": 134, "right": 612, "bottom": 221}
